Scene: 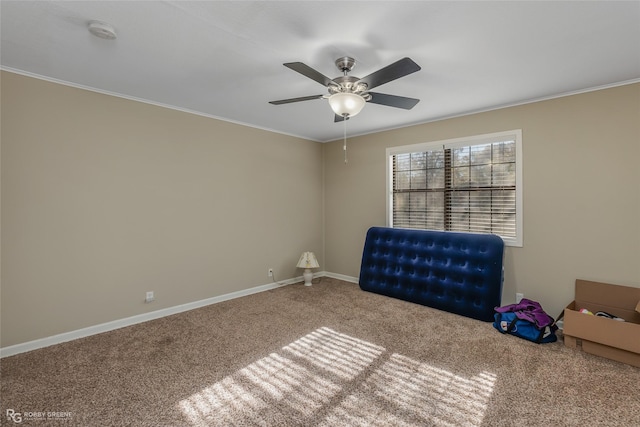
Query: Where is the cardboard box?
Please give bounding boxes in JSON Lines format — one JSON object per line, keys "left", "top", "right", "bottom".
{"left": 563, "top": 279, "right": 640, "bottom": 367}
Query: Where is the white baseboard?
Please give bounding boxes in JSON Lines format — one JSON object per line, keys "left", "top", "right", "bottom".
{"left": 322, "top": 271, "right": 359, "bottom": 284}
{"left": 0, "top": 271, "right": 355, "bottom": 358}
{"left": 1, "top": 275, "right": 293, "bottom": 358}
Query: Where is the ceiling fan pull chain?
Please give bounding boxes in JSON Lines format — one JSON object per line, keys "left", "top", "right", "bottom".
{"left": 343, "top": 116, "right": 348, "bottom": 164}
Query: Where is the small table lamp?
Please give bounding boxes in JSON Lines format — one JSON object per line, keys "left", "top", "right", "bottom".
{"left": 297, "top": 252, "right": 319, "bottom": 286}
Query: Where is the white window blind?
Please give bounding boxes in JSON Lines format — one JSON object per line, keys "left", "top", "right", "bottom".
{"left": 387, "top": 130, "right": 522, "bottom": 247}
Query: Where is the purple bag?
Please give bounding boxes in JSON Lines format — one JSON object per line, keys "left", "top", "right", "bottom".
{"left": 495, "top": 298, "right": 556, "bottom": 328}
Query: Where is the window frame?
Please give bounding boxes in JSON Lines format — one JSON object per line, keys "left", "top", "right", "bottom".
{"left": 386, "top": 129, "right": 523, "bottom": 247}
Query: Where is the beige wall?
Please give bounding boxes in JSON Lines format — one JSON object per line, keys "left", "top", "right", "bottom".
{"left": 1, "top": 72, "right": 323, "bottom": 347}
{"left": 323, "top": 83, "right": 640, "bottom": 318}
{"left": 2, "top": 71, "right": 639, "bottom": 349}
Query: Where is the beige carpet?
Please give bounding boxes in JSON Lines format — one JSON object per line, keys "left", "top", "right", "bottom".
{"left": 1, "top": 277, "right": 639, "bottom": 426}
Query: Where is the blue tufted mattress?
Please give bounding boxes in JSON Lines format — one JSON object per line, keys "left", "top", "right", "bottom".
{"left": 359, "top": 227, "right": 504, "bottom": 322}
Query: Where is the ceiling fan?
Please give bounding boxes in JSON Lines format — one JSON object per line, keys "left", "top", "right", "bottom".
{"left": 269, "top": 56, "right": 421, "bottom": 122}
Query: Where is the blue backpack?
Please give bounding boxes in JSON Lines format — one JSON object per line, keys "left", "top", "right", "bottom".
{"left": 493, "top": 298, "right": 558, "bottom": 344}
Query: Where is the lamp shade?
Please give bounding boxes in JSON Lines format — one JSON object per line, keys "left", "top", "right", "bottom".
{"left": 328, "top": 92, "right": 366, "bottom": 118}
{"left": 296, "top": 252, "right": 319, "bottom": 269}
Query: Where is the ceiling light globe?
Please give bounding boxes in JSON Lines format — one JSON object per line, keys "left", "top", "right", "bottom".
{"left": 328, "top": 93, "right": 366, "bottom": 118}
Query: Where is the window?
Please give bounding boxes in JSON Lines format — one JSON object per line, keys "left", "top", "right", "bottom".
{"left": 386, "top": 130, "right": 522, "bottom": 247}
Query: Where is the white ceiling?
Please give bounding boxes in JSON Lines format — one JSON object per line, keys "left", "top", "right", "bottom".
{"left": 2, "top": 1, "right": 639, "bottom": 142}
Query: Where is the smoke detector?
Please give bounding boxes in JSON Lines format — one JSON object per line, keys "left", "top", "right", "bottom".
{"left": 88, "top": 21, "right": 117, "bottom": 40}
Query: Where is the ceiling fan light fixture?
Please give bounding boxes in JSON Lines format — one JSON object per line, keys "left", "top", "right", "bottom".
{"left": 328, "top": 92, "right": 365, "bottom": 117}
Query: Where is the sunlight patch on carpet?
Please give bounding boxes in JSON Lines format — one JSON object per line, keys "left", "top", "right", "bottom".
{"left": 319, "top": 353, "right": 496, "bottom": 427}
{"left": 177, "top": 327, "right": 496, "bottom": 426}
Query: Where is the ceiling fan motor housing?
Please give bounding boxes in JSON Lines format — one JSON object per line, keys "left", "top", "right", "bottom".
{"left": 330, "top": 57, "right": 371, "bottom": 99}
{"left": 329, "top": 75, "right": 369, "bottom": 96}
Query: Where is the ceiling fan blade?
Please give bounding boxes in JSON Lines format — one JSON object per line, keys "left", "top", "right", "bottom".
{"left": 284, "top": 62, "right": 337, "bottom": 87}
{"left": 269, "top": 95, "right": 324, "bottom": 105}
{"left": 367, "top": 92, "right": 420, "bottom": 110}
{"left": 356, "top": 57, "right": 421, "bottom": 90}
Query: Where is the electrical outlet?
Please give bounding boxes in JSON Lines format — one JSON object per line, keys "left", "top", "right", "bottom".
{"left": 145, "top": 291, "right": 155, "bottom": 303}
{"left": 268, "top": 268, "right": 274, "bottom": 277}
{"left": 515, "top": 292, "right": 524, "bottom": 303}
